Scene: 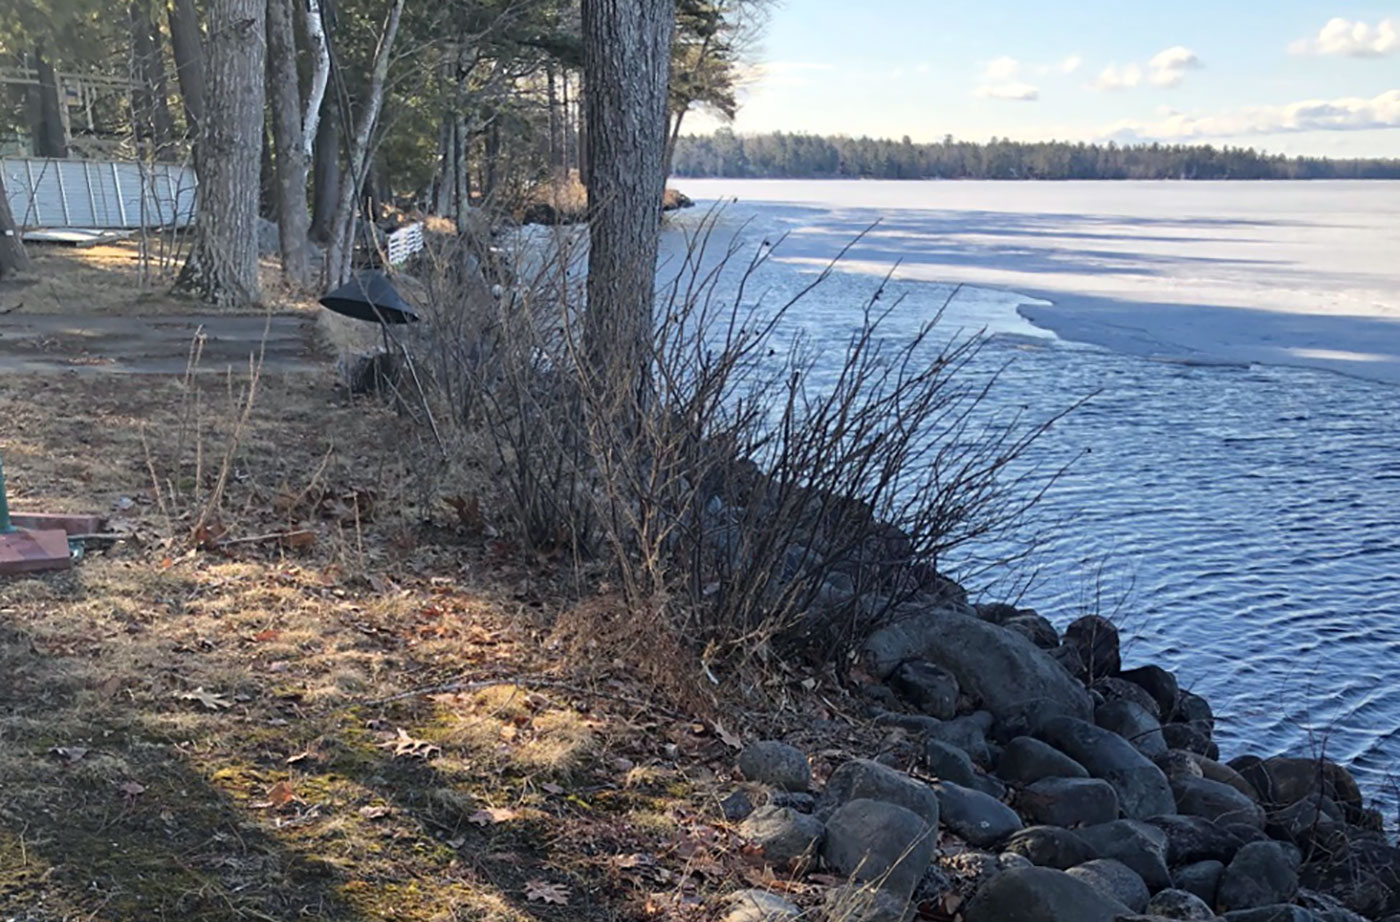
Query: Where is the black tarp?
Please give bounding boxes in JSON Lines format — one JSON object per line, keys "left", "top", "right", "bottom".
{"left": 319, "top": 270, "right": 419, "bottom": 324}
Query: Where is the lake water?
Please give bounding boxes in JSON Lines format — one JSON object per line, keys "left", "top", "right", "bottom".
{"left": 661, "top": 179, "right": 1400, "bottom": 815}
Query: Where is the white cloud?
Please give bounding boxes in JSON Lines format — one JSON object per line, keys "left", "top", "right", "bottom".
{"left": 1102, "top": 89, "right": 1400, "bottom": 140}
{"left": 1290, "top": 17, "right": 1399, "bottom": 57}
{"left": 1148, "top": 45, "right": 1202, "bottom": 86}
{"left": 975, "top": 56, "right": 1040, "bottom": 101}
{"left": 1062, "top": 54, "right": 1084, "bottom": 75}
{"left": 743, "top": 60, "right": 834, "bottom": 90}
{"left": 1094, "top": 63, "right": 1143, "bottom": 90}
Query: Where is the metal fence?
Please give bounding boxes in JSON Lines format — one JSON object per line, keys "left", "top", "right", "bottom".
{"left": 1, "top": 157, "right": 196, "bottom": 230}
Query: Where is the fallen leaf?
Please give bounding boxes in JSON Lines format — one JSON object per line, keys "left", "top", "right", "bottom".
{"left": 379, "top": 727, "right": 441, "bottom": 760}
{"left": 266, "top": 780, "right": 297, "bottom": 807}
{"left": 541, "top": 782, "right": 564, "bottom": 795}
{"left": 712, "top": 721, "right": 742, "bottom": 750}
{"left": 49, "top": 745, "right": 89, "bottom": 763}
{"left": 179, "top": 688, "right": 232, "bottom": 711}
{"left": 118, "top": 780, "right": 146, "bottom": 797}
{"left": 285, "top": 750, "right": 313, "bottom": 765}
{"left": 467, "top": 807, "right": 516, "bottom": 826}
{"left": 253, "top": 628, "right": 283, "bottom": 642}
{"left": 524, "top": 879, "right": 569, "bottom": 905}
{"left": 359, "top": 804, "right": 392, "bottom": 820}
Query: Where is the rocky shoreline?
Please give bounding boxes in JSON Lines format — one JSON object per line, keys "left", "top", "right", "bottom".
{"left": 717, "top": 597, "right": 1399, "bottom": 922}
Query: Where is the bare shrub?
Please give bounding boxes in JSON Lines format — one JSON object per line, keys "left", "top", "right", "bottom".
{"left": 396, "top": 207, "right": 1077, "bottom": 679}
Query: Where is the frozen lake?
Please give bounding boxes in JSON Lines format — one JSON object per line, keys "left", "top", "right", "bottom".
{"left": 661, "top": 179, "right": 1400, "bottom": 813}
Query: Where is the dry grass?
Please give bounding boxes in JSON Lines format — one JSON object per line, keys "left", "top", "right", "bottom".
{"left": 1, "top": 238, "right": 322, "bottom": 316}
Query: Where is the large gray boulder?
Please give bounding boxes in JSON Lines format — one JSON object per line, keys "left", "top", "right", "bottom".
{"left": 1036, "top": 716, "right": 1176, "bottom": 819}
{"left": 863, "top": 609, "right": 1093, "bottom": 734}
{"left": 1075, "top": 819, "right": 1171, "bottom": 891}
{"left": 1173, "top": 776, "right": 1266, "bottom": 828}
{"left": 1003, "top": 825, "right": 1097, "bottom": 869}
{"left": 999, "top": 736, "right": 1091, "bottom": 785}
{"left": 962, "top": 866, "right": 1130, "bottom": 922}
{"left": 1067, "top": 858, "right": 1150, "bottom": 912}
{"left": 1145, "top": 888, "right": 1217, "bottom": 920}
{"left": 1217, "top": 841, "right": 1299, "bottom": 912}
{"left": 1096, "top": 698, "right": 1168, "bottom": 758}
{"left": 1019, "top": 777, "right": 1120, "bottom": 827}
{"left": 931, "top": 780, "right": 1022, "bottom": 847}
{"left": 823, "top": 759, "right": 940, "bottom": 829}
{"left": 822, "top": 799, "right": 937, "bottom": 903}
{"left": 738, "top": 741, "right": 811, "bottom": 792}
{"left": 739, "top": 805, "right": 824, "bottom": 867}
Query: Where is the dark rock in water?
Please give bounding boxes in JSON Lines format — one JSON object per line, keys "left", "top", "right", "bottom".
{"left": 1003, "top": 825, "right": 1098, "bottom": 869}
{"left": 1094, "top": 677, "right": 1163, "bottom": 719}
{"left": 1220, "top": 906, "right": 1320, "bottom": 922}
{"left": 863, "top": 609, "right": 1094, "bottom": 736}
{"left": 1173, "top": 776, "right": 1266, "bottom": 828}
{"left": 1189, "top": 754, "right": 1259, "bottom": 802}
{"left": 924, "top": 738, "right": 978, "bottom": 788}
{"left": 823, "top": 758, "right": 940, "bottom": 829}
{"left": 1162, "top": 721, "right": 1217, "bottom": 759}
{"left": 1229, "top": 756, "right": 1363, "bottom": 821}
{"left": 890, "top": 659, "right": 959, "bottom": 719}
{"left": 1096, "top": 698, "right": 1168, "bottom": 758}
{"left": 1004, "top": 613, "right": 1060, "bottom": 650}
{"left": 976, "top": 602, "right": 1022, "bottom": 624}
{"left": 1156, "top": 749, "right": 1206, "bottom": 782}
{"left": 1172, "top": 859, "right": 1224, "bottom": 905}
{"left": 1062, "top": 615, "right": 1121, "bottom": 680}
{"left": 721, "top": 790, "right": 755, "bottom": 821}
{"left": 931, "top": 780, "right": 1023, "bottom": 847}
{"left": 1218, "top": 841, "right": 1299, "bottom": 912}
{"left": 1145, "top": 814, "right": 1245, "bottom": 865}
{"left": 738, "top": 741, "right": 810, "bottom": 792}
{"left": 1119, "top": 665, "right": 1180, "bottom": 718}
{"left": 1067, "top": 858, "right": 1150, "bottom": 912}
{"left": 822, "top": 798, "right": 937, "bottom": 902}
{"left": 1174, "top": 690, "right": 1214, "bottom": 729}
{"left": 738, "top": 805, "right": 823, "bottom": 867}
{"left": 1036, "top": 716, "right": 1176, "bottom": 819}
{"left": 1146, "top": 887, "right": 1217, "bottom": 920}
{"left": 1019, "top": 777, "right": 1120, "bottom": 828}
{"left": 999, "top": 736, "right": 1091, "bottom": 785}
{"left": 962, "top": 866, "right": 1130, "bottom": 922}
{"left": 1074, "top": 819, "right": 1171, "bottom": 891}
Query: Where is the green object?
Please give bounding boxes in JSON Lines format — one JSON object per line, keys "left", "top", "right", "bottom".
{"left": 0, "top": 450, "right": 12, "bottom": 533}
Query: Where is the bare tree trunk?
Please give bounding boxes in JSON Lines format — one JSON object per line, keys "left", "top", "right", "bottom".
{"left": 32, "top": 45, "right": 68, "bottom": 158}
{"left": 453, "top": 111, "right": 470, "bottom": 228}
{"left": 0, "top": 174, "right": 31, "bottom": 278}
{"left": 300, "top": 0, "right": 330, "bottom": 157}
{"left": 309, "top": 104, "right": 340, "bottom": 242}
{"left": 167, "top": 0, "right": 205, "bottom": 142}
{"left": 325, "top": 0, "right": 405, "bottom": 286}
{"left": 266, "top": 0, "right": 311, "bottom": 286}
{"left": 663, "top": 106, "right": 685, "bottom": 180}
{"left": 580, "top": 0, "right": 675, "bottom": 382}
{"left": 172, "top": 0, "right": 266, "bottom": 307}
{"left": 130, "top": 4, "right": 177, "bottom": 157}
{"left": 547, "top": 65, "right": 563, "bottom": 177}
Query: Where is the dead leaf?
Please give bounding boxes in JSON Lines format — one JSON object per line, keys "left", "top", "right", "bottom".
{"left": 253, "top": 628, "right": 283, "bottom": 642}
{"left": 179, "top": 687, "right": 232, "bottom": 710}
{"left": 359, "top": 805, "right": 392, "bottom": 820}
{"left": 285, "top": 750, "right": 313, "bottom": 765}
{"left": 712, "top": 721, "right": 742, "bottom": 750}
{"left": 266, "top": 780, "right": 297, "bottom": 807}
{"left": 467, "top": 807, "right": 516, "bottom": 826}
{"left": 379, "top": 727, "right": 441, "bottom": 760}
{"left": 49, "top": 745, "right": 89, "bottom": 763}
{"left": 541, "top": 782, "right": 564, "bottom": 795}
{"left": 524, "top": 879, "right": 569, "bottom": 905}
{"left": 118, "top": 780, "right": 146, "bottom": 797}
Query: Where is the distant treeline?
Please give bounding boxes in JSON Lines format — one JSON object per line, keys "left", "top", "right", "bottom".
{"left": 672, "top": 130, "right": 1400, "bottom": 180}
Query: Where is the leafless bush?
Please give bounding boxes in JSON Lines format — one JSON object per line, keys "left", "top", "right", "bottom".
{"left": 398, "top": 208, "right": 1078, "bottom": 677}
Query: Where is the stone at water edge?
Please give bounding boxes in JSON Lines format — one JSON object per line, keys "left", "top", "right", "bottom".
{"left": 737, "top": 805, "right": 824, "bottom": 868}
{"left": 1035, "top": 716, "right": 1176, "bottom": 819}
{"left": 863, "top": 607, "right": 1094, "bottom": 736}
{"left": 1229, "top": 756, "right": 1363, "bottom": 820}
{"left": 1096, "top": 698, "right": 1169, "bottom": 758}
{"left": 1002, "top": 825, "right": 1098, "bottom": 869}
{"left": 1185, "top": 752, "right": 1259, "bottom": 801}
{"left": 1018, "top": 776, "right": 1120, "bottom": 827}
{"left": 1173, "top": 776, "right": 1266, "bottom": 828}
{"left": 1217, "top": 841, "right": 1299, "bottom": 912}
{"left": 961, "top": 865, "right": 1131, "bottom": 922}
{"left": 1094, "top": 676, "right": 1164, "bottom": 719}
{"left": 737, "top": 740, "right": 811, "bottom": 792}
{"left": 889, "top": 659, "right": 959, "bottom": 719}
{"left": 931, "top": 780, "right": 1023, "bottom": 848}
{"left": 1119, "top": 665, "right": 1180, "bottom": 718}
{"left": 1145, "top": 887, "right": 1217, "bottom": 921}
{"left": 1066, "top": 858, "right": 1151, "bottom": 913}
{"left": 822, "top": 758, "right": 940, "bottom": 829}
{"left": 998, "top": 736, "right": 1091, "bottom": 784}
{"left": 1062, "top": 614, "right": 1121, "bottom": 680}
{"left": 821, "top": 798, "right": 937, "bottom": 903}
{"left": 1163, "top": 721, "right": 1218, "bottom": 759}
{"left": 1073, "top": 819, "right": 1172, "bottom": 892}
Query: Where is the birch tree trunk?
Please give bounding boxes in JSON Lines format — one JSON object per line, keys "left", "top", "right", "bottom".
{"left": 167, "top": 0, "right": 206, "bottom": 142}
{"left": 580, "top": 0, "right": 675, "bottom": 384}
{"left": 300, "top": 0, "right": 330, "bottom": 157}
{"left": 266, "top": 0, "right": 312, "bottom": 286}
{"left": 325, "top": 0, "right": 405, "bottom": 286}
{"left": 172, "top": 0, "right": 266, "bottom": 307}
{"left": 0, "top": 174, "right": 31, "bottom": 279}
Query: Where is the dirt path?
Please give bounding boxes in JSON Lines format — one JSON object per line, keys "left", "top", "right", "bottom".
{"left": 0, "top": 312, "right": 325, "bottom": 374}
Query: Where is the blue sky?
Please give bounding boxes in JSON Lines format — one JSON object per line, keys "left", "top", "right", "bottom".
{"left": 687, "top": 1, "right": 1400, "bottom": 156}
